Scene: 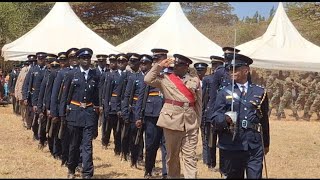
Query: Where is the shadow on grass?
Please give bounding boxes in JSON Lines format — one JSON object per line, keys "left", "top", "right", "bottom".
{"left": 93, "top": 171, "right": 128, "bottom": 178}
{"left": 95, "top": 163, "right": 112, "bottom": 169}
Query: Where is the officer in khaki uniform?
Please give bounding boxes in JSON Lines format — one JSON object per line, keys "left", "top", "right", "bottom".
{"left": 15, "top": 56, "right": 34, "bottom": 128}
{"left": 144, "top": 54, "right": 202, "bottom": 178}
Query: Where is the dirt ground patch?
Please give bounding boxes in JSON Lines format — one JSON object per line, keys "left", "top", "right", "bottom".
{"left": 0, "top": 105, "right": 320, "bottom": 178}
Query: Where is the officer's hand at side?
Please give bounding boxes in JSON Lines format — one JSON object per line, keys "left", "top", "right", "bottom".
{"left": 264, "top": 147, "right": 269, "bottom": 155}
{"left": 52, "top": 117, "right": 59, "bottom": 123}
{"left": 225, "top": 115, "right": 233, "bottom": 125}
{"left": 135, "top": 120, "right": 142, "bottom": 128}
{"left": 117, "top": 111, "right": 122, "bottom": 118}
{"left": 23, "top": 99, "right": 28, "bottom": 106}
{"left": 99, "top": 106, "right": 103, "bottom": 113}
{"left": 33, "top": 106, "right": 38, "bottom": 113}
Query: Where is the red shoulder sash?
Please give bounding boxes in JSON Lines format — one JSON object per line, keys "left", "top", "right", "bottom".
{"left": 168, "top": 73, "right": 195, "bottom": 103}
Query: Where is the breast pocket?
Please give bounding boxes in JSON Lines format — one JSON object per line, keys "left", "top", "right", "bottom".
{"left": 145, "top": 100, "right": 153, "bottom": 114}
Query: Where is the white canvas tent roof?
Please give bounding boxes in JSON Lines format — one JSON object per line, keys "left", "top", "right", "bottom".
{"left": 116, "top": 2, "right": 223, "bottom": 64}
{"left": 1, "top": 2, "right": 120, "bottom": 61}
{"left": 236, "top": 2, "right": 320, "bottom": 72}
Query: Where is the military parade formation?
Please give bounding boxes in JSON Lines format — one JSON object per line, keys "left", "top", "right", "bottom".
{"left": 9, "top": 44, "right": 318, "bottom": 179}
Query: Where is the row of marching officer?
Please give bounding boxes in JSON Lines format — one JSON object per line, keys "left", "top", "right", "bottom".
{"left": 15, "top": 47, "right": 170, "bottom": 179}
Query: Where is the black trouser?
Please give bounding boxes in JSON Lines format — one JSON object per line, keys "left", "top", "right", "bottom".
{"left": 31, "top": 111, "right": 39, "bottom": 140}
{"left": 127, "top": 122, "right": 143, "bottom": 165}
{"left": 66, "top": 125, "right": 94, "bottom": 177}
{"left": 105, "top": 113, "right": 122, "bottom": 154}
{"left": 144, "top": 116, "right": 164, "bottom": 174}
{"left": 221, "top": 146, "right": 264, "bottom": 179}
{"left": 205, "top": 122, "right": 217, "bottom": 168}
{"left": 121, "top": 121, "right": 130, "bottom": 159}
{"left": 38, "top": 113, "right": 48, "bottom": 146}
{"left": 51, "top": 120, "right": 62, "bottom": 157}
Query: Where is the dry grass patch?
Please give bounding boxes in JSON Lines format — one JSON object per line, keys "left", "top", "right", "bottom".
{"left": 0, "top": 105, "right": 320, "bottom": 178}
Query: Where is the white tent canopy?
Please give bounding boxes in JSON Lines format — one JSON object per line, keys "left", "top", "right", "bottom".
{"left": 236, "top": 2, "right": 320, "bottom": 72}
{"left": 1, "top": 2, "right": 120, "bottom": 61}
{"left": 117, "top": 2, "right": 223, "bottom": 64}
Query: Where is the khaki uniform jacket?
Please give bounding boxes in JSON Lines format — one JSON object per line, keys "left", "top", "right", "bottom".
{"left": 14, "top": 66, "right": 30, "bottom": 101}
{"left": 144, "top": 64, "right": 202, "bottom": 132}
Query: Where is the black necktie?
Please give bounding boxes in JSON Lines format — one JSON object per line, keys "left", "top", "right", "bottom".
{"left": 83, "top": 72, "right": 86, "bottom": 80}
{"left": 240, "top": 85, "right": 246, "bottom": 97}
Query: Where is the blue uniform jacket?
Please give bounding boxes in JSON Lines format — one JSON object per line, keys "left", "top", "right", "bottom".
{"left": 22, "top": 65, "right": 36, "bottom": 101}
{"left": 121, "top": 71, "right": 144, "bottom": 121}
{"left": 211, "top": 83, "right": 270, "bottom": 151}
{"left": 135, "top": 82, "right": 163, "bottom": 121}
{"left": 103, "top": 70, "right": 126, "bottom": 115}
{"left": 38, "top": 69, "right": 58, "bottom": 112}
{"left": 50, "top": 67, "right": 70, "bottom": 117}
{"left": 60, "top": 68, "right": 99, "bottom": 127}
{"left": 27, "top": 65, "right": 46, "bottom": 106}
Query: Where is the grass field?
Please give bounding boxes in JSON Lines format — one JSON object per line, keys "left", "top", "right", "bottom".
{"left": 0, "top": 105, "right": 320, "bottom": 178}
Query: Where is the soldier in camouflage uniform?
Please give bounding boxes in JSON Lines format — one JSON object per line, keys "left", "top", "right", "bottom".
{"left": 302, "top": 74, "right": 319, "bottom": 120}
{"left": 277, "top": 77, "right": 299, "bottom": 120}
{"left": 293, "top": 76, "right": 307, "bottom": 112}
{"left": 268, "top": 72, "right": 282, "bottom": 117}
{"left": 305, "top": 80, "right": 320, "bottom": 121}
{"left": 265, "top": 71, "right": 275, "bottom": 102}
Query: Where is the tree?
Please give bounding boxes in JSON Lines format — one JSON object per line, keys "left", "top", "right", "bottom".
{"left": 71, "top": 2, "right": 159, "bottom": 45}
{"left": 268, "top": 6, "right": 275, "bottom": 21}
{"left": 286, "top": 2, "right": 320, "bottom": 46}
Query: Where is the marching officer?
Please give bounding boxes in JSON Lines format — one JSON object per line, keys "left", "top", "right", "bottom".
{"left": 8, "top": 64, "right": 20, "bottom": 114}
{"left": 99, "top": 54, "right": 118, "bottom": 148}
{"left": 206, "top": 47, "right": 239, "bottom": 176}
{"left": 210, "top": 53, "right": 270, "bottom": 178}
{"left": 149, "top": 48, "right": 169, "bottom": 178}
{"left": 22, "top": 52, "right": 47, "bottom": 141}
{"left": 144, "top": 54, "right": 202, "bottom": 178}
{"left": 60, "top": 48, "right": 99, "bottom": 179}
{"left": 50, "top": 48, "right": 78, "bottom": 166}
{"left": 15, "top": 56, "right": 33, "bottom": 128}
{"left": 37, "top": 54, "right": 60, "bottom": 156}
{"left": 202, "top": 56, "right": 224, "bottom": 170}
{"left": 103, "top": 53, "right": 129, "bottom": 156}
{"left": 21, "top": 55, "right": 38, "bottom": 129}
{"left": 121, "top": 53, "right": 143, "bottom": 166}
{"left": 135, "top": 54, "right": 168, "bottom": 178}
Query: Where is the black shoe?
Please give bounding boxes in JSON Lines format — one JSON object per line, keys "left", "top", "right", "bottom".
{"left": 33, "top": 135, "right": 39, "bottom": 141}
{"left": 76, "top": 165, "right": 83, "bottom": 173}
{"left": 82, "top": 175, "right": 92, "bottom": 179}
{"left": 61, "top": 159, "right": 67, "bottom": 166}
{"left": 162, "top": 174, "right": 168, "bottom": 179}
{"left": 38, "top": 143, "right": 45, "bottom": 150}
{"left": 144, "top": 172, "right": 152, "bottom": 179}
{"left": 67, "top": 170, "right": 75, "bottom": 179}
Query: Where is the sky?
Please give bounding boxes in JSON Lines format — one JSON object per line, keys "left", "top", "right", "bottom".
{"left": 159, "top": 2, "right": 280, "bottom": 19}
{"left": 230, "top": 2, "right": 280, "bottom": 19}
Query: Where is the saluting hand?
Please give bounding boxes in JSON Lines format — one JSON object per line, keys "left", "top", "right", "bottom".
{"left": 159, "top": 58, "right": 174, "bottom": 68}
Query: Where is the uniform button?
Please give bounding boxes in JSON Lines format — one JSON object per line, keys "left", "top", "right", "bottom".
{"left": 244, "top": 100, "right": 246, "bottom": 102}
{"left": 84, "top": 97, "right": 86, "bottom": 99}
{"left": 244, "top": 108, "right": 247, "bottom": 110}
{"left": 245, "top": 116, "right": 247, "bottom": 119}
